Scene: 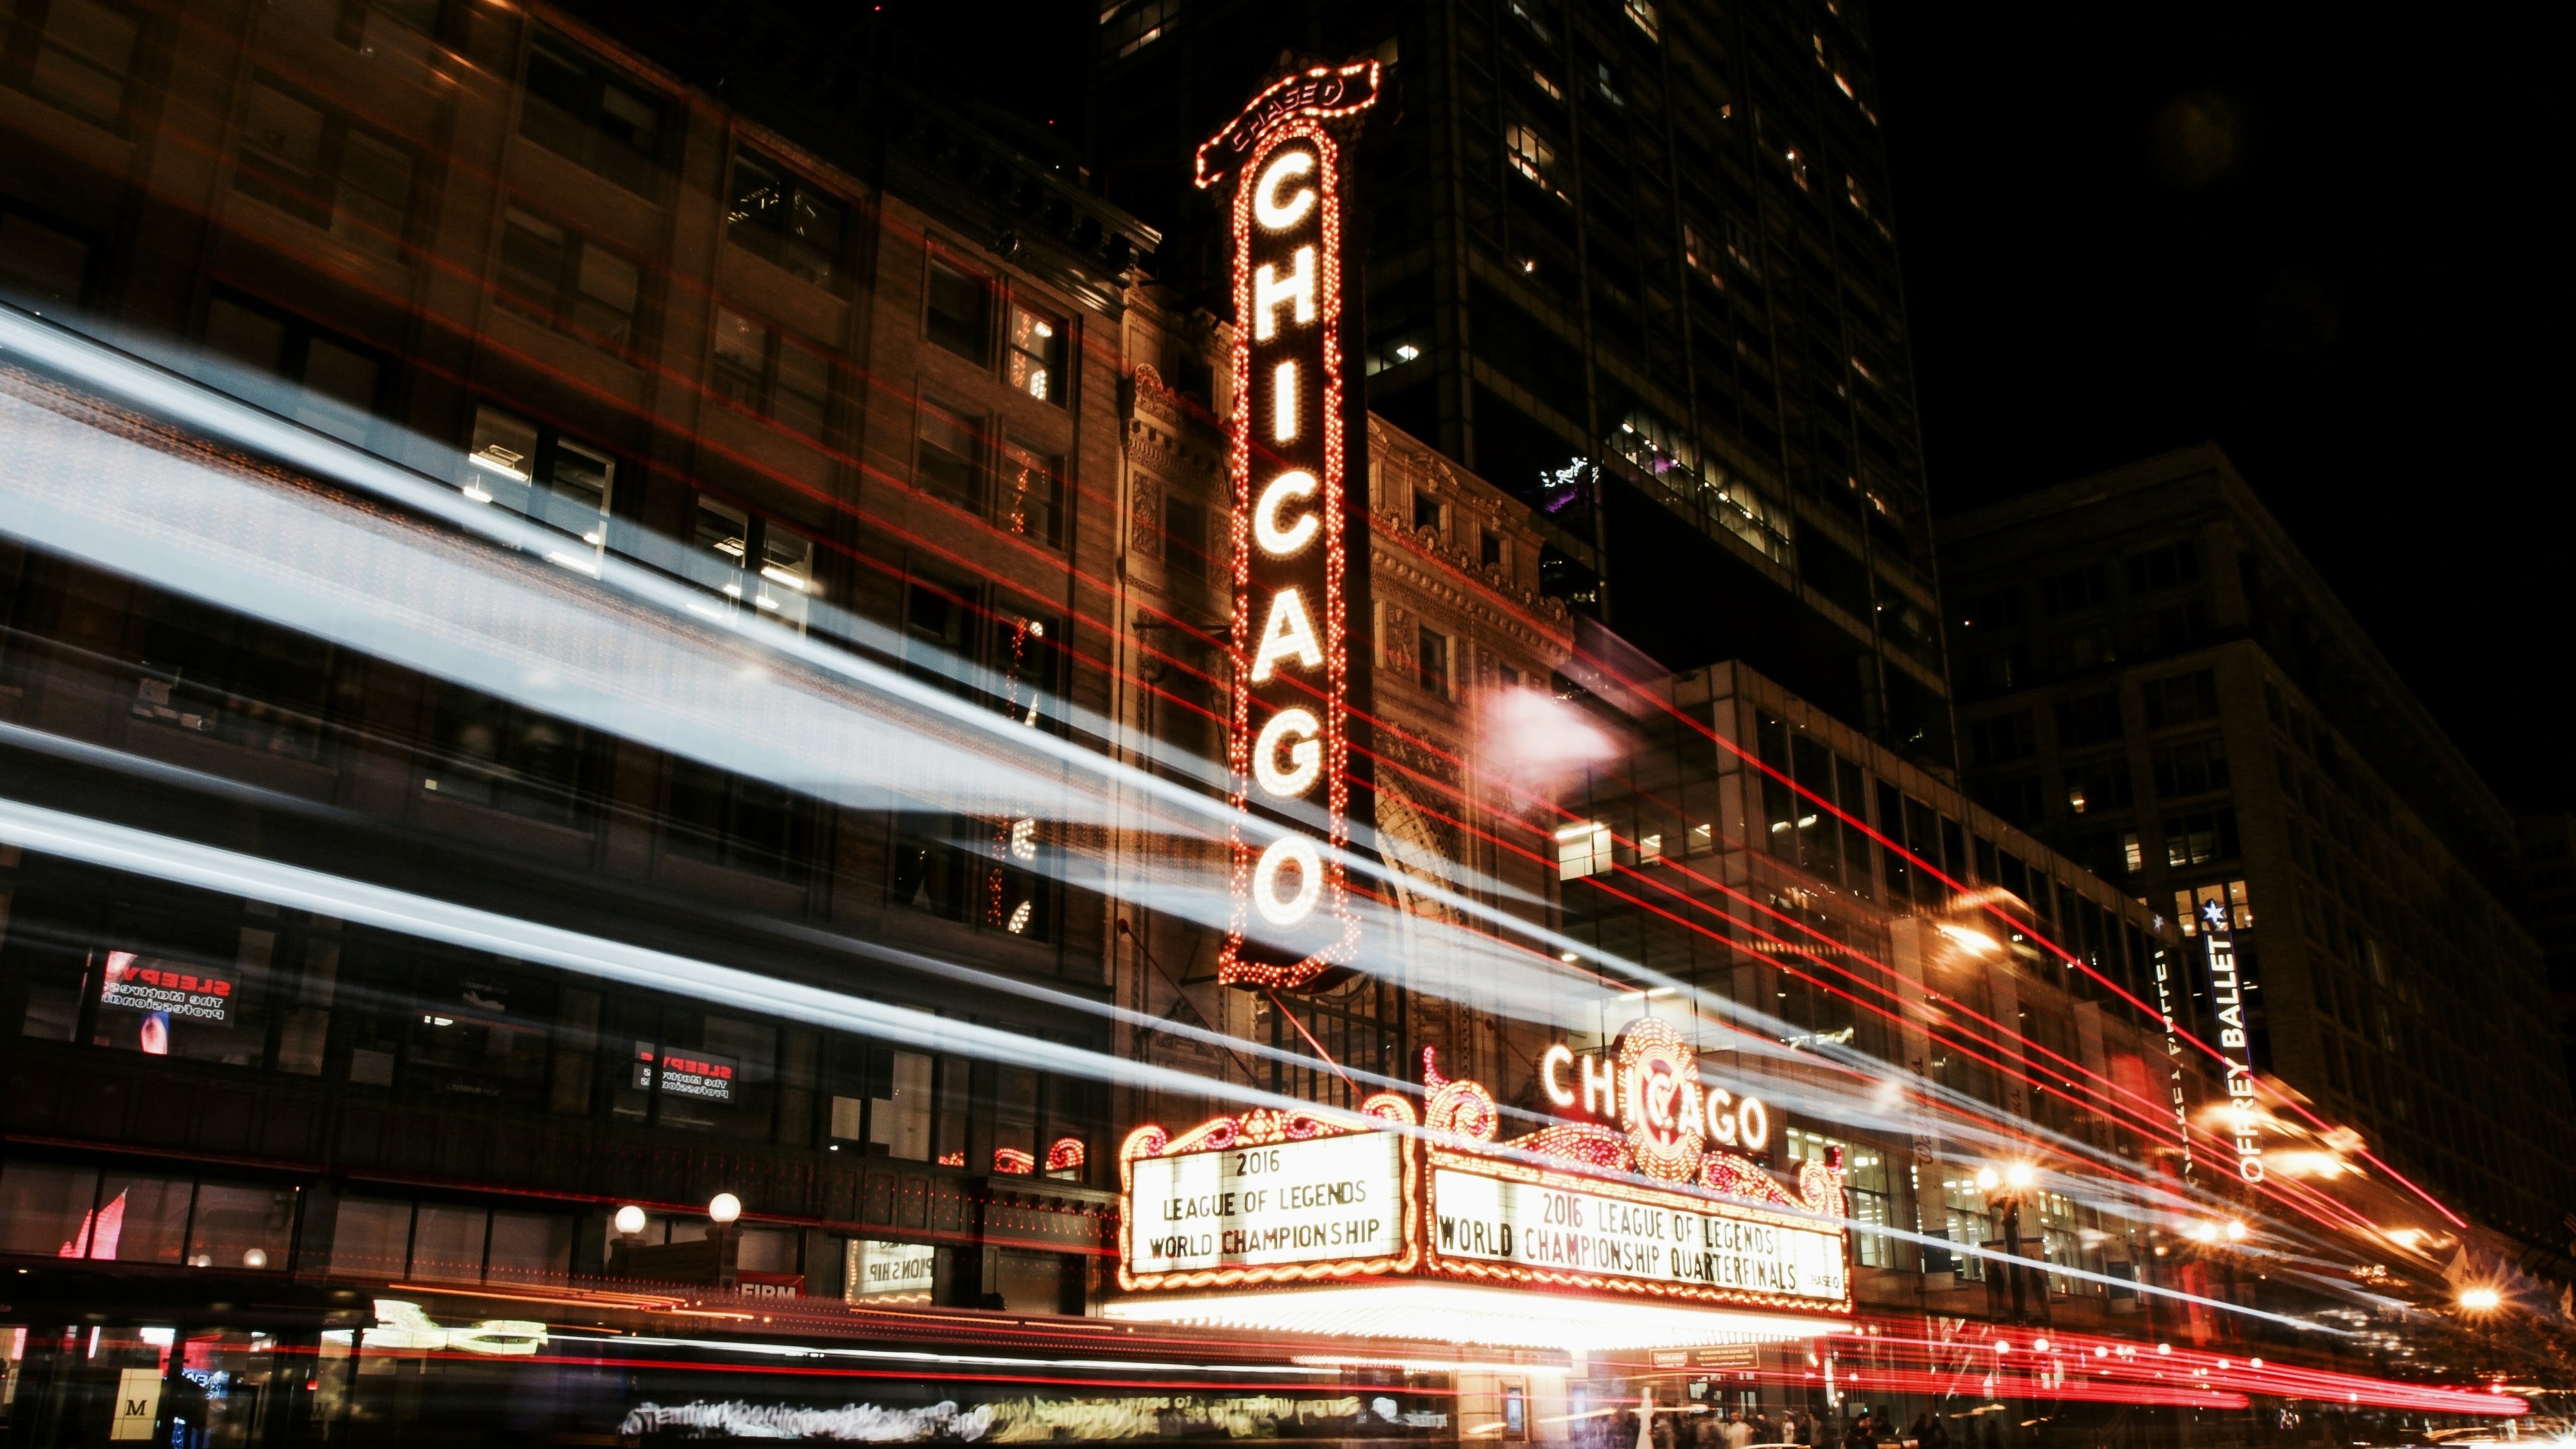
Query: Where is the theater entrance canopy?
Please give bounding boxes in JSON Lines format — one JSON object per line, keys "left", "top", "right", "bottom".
{"left": 1110, "top": 1021, "right": 1852, "bottom": 1352}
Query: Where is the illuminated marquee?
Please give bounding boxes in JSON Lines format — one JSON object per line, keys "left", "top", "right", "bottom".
{"left": 1118, "top": 1022, "right": 1851, "bottom": 1320}
{"left": 1196, "top": 61, "right": 1382, "bottom": 990}
{"left": 2200, "top": 898, "right": 2264, "bottom": 1183}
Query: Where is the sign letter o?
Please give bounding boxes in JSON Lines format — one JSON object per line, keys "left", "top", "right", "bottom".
{"left": 1252, "top": 834, "right": 1325, "bottom": 926}
{"left": 1736, "top": 1095, "right": 1770, "bottom": 1152}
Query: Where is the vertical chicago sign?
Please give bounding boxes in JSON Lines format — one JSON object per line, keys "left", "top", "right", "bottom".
{"left": 1196, "top": 60, "right": 1382, "bottom": 989}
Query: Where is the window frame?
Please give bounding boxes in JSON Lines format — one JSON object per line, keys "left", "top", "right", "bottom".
{"left": 0, "top": 0, "right": 144, "bottom": 131}
{"left": 233, "top": 69, "right": 417, "bottom": 260}
{"left": 494, "top": 201, "right": 645, "bottom": 353}
{"left": 724, "top": 146, "right": 847, "bottom": 288}
{"left": 709, "top": 303, "right": 834, "bottom": 439}
{"left": 518, "top": 32, "right": 670, "bottom": 195}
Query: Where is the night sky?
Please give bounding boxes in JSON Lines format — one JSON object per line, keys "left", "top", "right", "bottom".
{"left": 909, "top": 1, "right": 2572, "bottom": 814}
{"left": 1873, "top": 4, "right": 2571, "bottom": 815}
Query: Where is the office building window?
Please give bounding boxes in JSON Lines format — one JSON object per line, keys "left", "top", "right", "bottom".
{"left": 2038, "top": 564, "right": 2105, "bottom": 615}
{"left": 2061, "top": 755, "right": 2132, "bottom": 814}
{"left": 199, "top": 292, "right": 382, "bottom": 443}
{"left": 2175, "top": 879, "right": 2253, "bottom": 934}
{"left": 710, "top": 306, "right": 831, "bottom": 437}
{"left": 990, "top": 608, "right": 1063, "bottom": 731}
{"left": 682, "top": 496, "right": 815, "bottom": 631}
{"left": 1098, "top": 0, "right": 1174, "bottom": 58}
{"left": 926, "top": 257, "right": 991, "bottom": 364}
{"left": 1413, "top": 490, "right": 1443, "bottom": 534}
{"left": 2143, "top": 667, "right": 2220, "bottom": 727}
{"left": 888, "top": 812, "right": 1056, "bottom": 941}
{"left": 2151, "top": 737, "right": 2231, "bottom": 797}
{"left": 1163, "top": 496, "right": 1207, "bottom": 581}
{"left": 866, "top": 1049, "right": 934, "bottom": 1161}
{"left": 1, "top": 1163, "right": 294, "bottom": 1269}
{"left": 1417, "top": 625, "right": 1450, "bottom": 696}
{"left": 235, "top": 75, "right": 413, "bottom": 258}
{"left": 726, "top": 149, "right": 845, "bottom": 286}
{"left": 496, "top": 205, "right": 642, "bottom": 350}
{"left": 460, "top": 404, "right": 616, "bottom": 563}
{"left": 86, "top": 926, "right": 278, "bottom": 1067}
{"left": 2, "top": 0, "right": 140, "bottom": 129}
{"left": 2053, "top": 690, "right": 2123, "bottom": 746}
{"left": 1557, "top": 821, "right": 1611, "bottom": 881}
{"left": 2163, "top": 810, "right": 2239, "bottom": 868}
{"left": 665, "top": 758, "right": 808, "bottom": 879}
{"left": 421, "top": 686, "right": 592, "bottom": 824}
{"left": 1005, "top": 302, "right": 1066, "bottom": 405}
{"left": 1505, "top": 123, "right": 1560, "bottom": 196}
{"left": 1968, "top": 710, "right": 2036, "bottom": 765}
{"left": 0, "top": 205, "right": 89, "bottom": 307}
{"left": 998, "top": 441, "right": 1064, "bottom": 547}
{"left": 2126, "top": 539, "right": 2200, "bottom": 592}
{"left": 914, "top": 399, "right": 982, "bottom": 512}
{"left": 890, "top": 814, "right": 967, "bottom": 919}
{"left": 131, "top": 588, "right": 342, "bottom": 761}
{"left": 520, "top": 35, "right": 666, "bottom": 194}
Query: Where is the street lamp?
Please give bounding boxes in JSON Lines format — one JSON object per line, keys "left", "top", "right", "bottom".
{"left": 708, "top": 1193, "right": 743, "bottom": 1226}
{"left": 2459, "top": 1287, "right": 2502, "bottom": 1312}
{"left": 613, "top": 1205, "right": 647, "bottom": 1238}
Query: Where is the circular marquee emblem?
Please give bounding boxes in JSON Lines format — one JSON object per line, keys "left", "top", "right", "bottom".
{"left": 1614, "top": 1018, "right": 1705, "bottom": 1181}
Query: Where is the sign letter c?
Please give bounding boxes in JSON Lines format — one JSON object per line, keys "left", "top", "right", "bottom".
{"left": 1254, "top": 150, "right": 1317, "bottom": 230}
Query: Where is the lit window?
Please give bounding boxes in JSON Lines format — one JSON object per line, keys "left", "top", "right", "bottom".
{"left": 1006, "top": 303, "right": 1067, "bottom": 405}
{"left": 1624, "top": 0, "right": 1658, "bottom": 38}
{"left": 682, "top": 495, "right": 814, "bottom": 632}
{"left": 2173, "top": 879, "right": 2252, "bottom": 934}
{"left": 726, "top": 150, "right": 845, "bottom": 286}
{"left": 999, "top": 441, "right": 1065, "bottom": 548}
{"left": 1556, "top": 822, "right": 1612, "bottom": 880}
{"left": 1505, "top": 124, "right": 1560, "bottom": 195}
{"left": 462, "top": 403, "right": 614, "bottom": 562}
{"left": 1529, "top": 66, "right": 1562, "bottom": 102}
{"left": 1099, "top": 0, "right": 1175, "bottom": 58}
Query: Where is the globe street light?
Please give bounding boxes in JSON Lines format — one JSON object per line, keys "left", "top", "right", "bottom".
{"left": 613, "top": 1204, "right": 647, "bottom": 1238}
{"left": 708, "top": 1193, "right": 742, "bottom": 1226}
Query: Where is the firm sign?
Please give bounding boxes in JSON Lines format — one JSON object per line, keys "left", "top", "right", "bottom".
{"left": 1197, "top": 62, "right": 1382, "bottom": 989}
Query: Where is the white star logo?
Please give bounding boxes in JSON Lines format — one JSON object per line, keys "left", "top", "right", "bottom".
{"left": 2199, "top": 899, "right": 2229, "bottom": 930}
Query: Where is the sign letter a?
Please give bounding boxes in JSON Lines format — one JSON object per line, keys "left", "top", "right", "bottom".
{"left": 1250, "top": 588, "right": 1325, "bottom": 682}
